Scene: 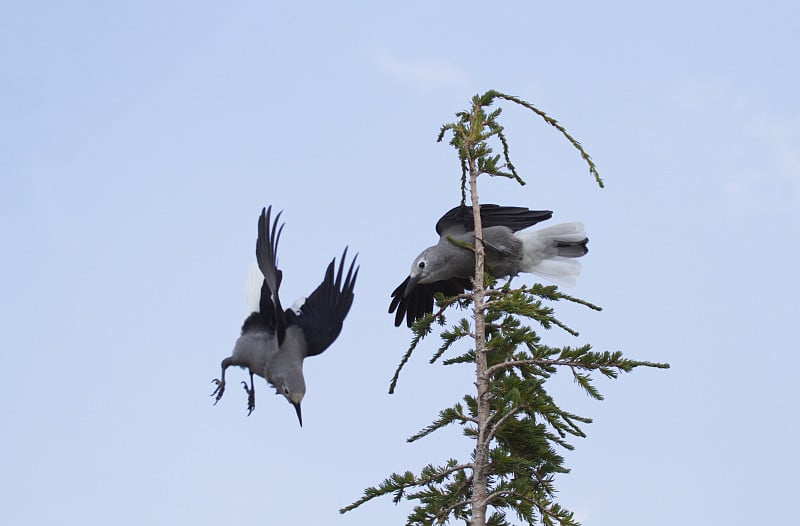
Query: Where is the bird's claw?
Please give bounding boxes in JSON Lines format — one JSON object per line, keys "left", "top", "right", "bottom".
{"left": 241, "top": 381, "right": 256, "bottom": 416}
{"left": 211, "top": 378, "right": 226, "bottom": 404}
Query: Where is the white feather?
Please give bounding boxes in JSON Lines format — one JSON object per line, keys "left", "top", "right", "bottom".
{"left": 290, "top": 297, "right": 306, "bottom": 315}
{"left": 516, "top": 222, "right": 586, "bottom": 287}
{"left": 527, "top": 257, "right": 582, "bottom": 288}
{"left": 245, "top": 262, "right": 262, "bottom": 313}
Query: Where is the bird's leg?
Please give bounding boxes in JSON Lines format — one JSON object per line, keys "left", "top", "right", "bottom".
{"left": 241, "top": 371, "right": 256, "bottom": 416}
{"left": 211, "top": 357, "right": 232, "bottom": 404}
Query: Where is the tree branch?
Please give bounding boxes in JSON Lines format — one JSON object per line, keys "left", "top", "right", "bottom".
{"left": 492, "top": 91, "right": 604, "bottom": 189}
{"left": 481, "top": 490, "right": 575, "bottom": 526}
{"left": 485, "top": 404, "right": 529, "bottom": 445}
{"left": 484, "top": 357, "right": 646, "bottom": 379}
{"left": 423, "top": 463, "right": 474, "bottom": 483}
{"left": 467, "top": 98, "right": 492, "bottom": 526}
{"left": 435, "top": 497, "right": 472, "bottom": 524}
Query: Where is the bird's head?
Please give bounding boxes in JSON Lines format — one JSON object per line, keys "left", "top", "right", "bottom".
{"left": 276, "top": 379, "right": 305, "bottom": 426}
{"left": 406, "top": 247, "right": 447, "bottom": 295}
{"left": 271, "top": 368, "right": 306, "bottom": 427}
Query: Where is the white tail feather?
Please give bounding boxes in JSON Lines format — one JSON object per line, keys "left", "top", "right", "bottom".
{"left": 245, "top": 262, "right": 263, "bottom": 313}
{"left": 527, "top": 258, "right": 582, "bottom": 288}
{"left": 516, "top": 222, "right": 586, "bottom": 287}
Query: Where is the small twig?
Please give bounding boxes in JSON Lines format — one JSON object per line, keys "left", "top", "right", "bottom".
{"left": 435, "top": 498, "right": 472, "bottom": 524}
{"left": 483, "top": 357, "right": 623, "bottom": 379}
{"left": 422, "top": 463, "right": 475, "bottom": 484}
{"left": 485, "top": 404, "right": 529, "bottom": 445}
{"left": 492, "top": 91, "right": 604, "bottom": 189}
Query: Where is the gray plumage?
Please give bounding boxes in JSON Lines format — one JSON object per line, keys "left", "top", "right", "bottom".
{"left": 212, "top": 206, "right": 358, "bottom": 425}
{"left": 389, "top": 204, "right": 588, "bottom": 327}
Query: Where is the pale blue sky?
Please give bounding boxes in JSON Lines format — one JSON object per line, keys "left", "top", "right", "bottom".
{"left": 1, "top": 1, "right": 798, "bottom": 525}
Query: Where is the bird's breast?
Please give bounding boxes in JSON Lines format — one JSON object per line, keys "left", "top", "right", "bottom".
{"left": 232, "top": 331, "right": 276, "bottom": 379}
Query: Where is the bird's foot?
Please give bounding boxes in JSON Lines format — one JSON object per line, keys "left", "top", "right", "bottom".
{"left": 211, "top": 378, "right": 226, "bottom": 404}
{"left": 241, "top": 381, "right": 256, "bottom": 416}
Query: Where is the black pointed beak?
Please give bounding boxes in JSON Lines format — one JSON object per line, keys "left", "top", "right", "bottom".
{"left": 404, "top": 275, "right": 420, "bottom": 297}
{"left": 293, "top": 401, "right": 303, "bottom": 427}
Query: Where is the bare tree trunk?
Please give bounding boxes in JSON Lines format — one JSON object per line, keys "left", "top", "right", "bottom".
{"left": 468, "top": 153, "right": 489, "bottom": 526}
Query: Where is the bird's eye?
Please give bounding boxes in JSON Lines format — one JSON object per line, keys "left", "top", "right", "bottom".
{"left": 283, "top": 387, "right": 290, "bottom": 396}
{"left": 418, "top": 261, "right": 425, "bottom": 269}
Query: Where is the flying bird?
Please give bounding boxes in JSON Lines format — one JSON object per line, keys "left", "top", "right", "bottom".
{"left": 212, "top": 206, "right": 358, "bottom": 425}
{"left": 389, "top": 204, "right": 587, "bottom": 327}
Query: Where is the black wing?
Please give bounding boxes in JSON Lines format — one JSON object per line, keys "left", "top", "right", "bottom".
{"left": 241, "top": 281, "right": 278, "bottom": 334}
{"left": 287, "top": 248, "right": 359, "bottom": 357}
{"left": 252, "top": 206, "right": 286, "bottom": 339}
{"left": 388, "top": 276, "right": 473, "bottom": 328}
{"left": 435, "top": 204, "right": 553, "bottom": 236}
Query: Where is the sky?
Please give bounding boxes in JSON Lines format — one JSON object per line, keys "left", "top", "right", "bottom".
{"left": 1, "top": 1, "right": 798, "bottom": 524}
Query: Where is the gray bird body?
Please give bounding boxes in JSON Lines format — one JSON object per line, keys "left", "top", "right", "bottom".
{"left": 390, "top": 204, "right": 588, "bottom": 327}
{"left": 212, "top": 207, "right": 358, "bottom": 425}
{"left": 229, "top": 331, "right": 275, "bottom": 383}
{"left": 266, "top": 326, "right": 306, "bottom": 399}
{"left": 415, "top": 225, "right": 525, "bottom": 284}
{"left": 228, "top": 327, "right": 305, "bottom": 393}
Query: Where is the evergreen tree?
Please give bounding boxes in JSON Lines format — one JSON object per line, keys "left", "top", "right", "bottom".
{"left": 342, "top": 91, "right": 669, "bottom": 526}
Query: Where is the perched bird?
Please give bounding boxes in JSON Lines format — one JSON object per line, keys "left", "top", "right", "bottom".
{"left": 212, "top": 206, "right": 358, "bottom": 425}
{"left": 389, "top": 204, "right": 588, "bottom": 327}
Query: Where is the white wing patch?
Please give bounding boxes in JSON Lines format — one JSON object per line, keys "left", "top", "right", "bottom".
{"left": 245, "top": 262, "right": 263, "bottom": 313}
{"left": 290, "top": 296, "right": 306, "bottom": 315}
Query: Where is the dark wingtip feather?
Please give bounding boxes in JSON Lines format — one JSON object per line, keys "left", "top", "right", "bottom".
{"left": 292, "top": 246, "right": 359, "bottom": 357}
{"left": 255, "top": 205, "right": 287, "bottom": 339}
{"left": 389, "top": 276, "right": 473, "bottom": 328}
{"left": 388, "top": 279, "right": 408, "bottom": 326}
{"left": 436, "top": 204, "right": 554, "bottom": 235}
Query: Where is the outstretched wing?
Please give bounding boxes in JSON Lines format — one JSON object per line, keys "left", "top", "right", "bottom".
{"left": 389, "top": 204, "right": 553, "bottom": 328}
{"left": 287, "top": 248, "right": 359, "bottom": 357}
{"left": 388, "top": 276, "right": 473, "bottom": 328}
{"left": 435, "top": 204, "right": 553, "bottom": 236}
{"left": 254, "top": 206, "right": 286, "bottom": 339}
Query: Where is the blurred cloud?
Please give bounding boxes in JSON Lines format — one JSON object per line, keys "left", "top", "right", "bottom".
{"left": 373, "top": 48, "right": 469, "bottom": 89}
{"left": 752, "top": 115, "right": 800, "bottom": 211}
{"left": 670, "top": 76, "right": 800, "bottom": 214}
{"left": 781, "top": 151, "right": 800, "bottom": 210}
